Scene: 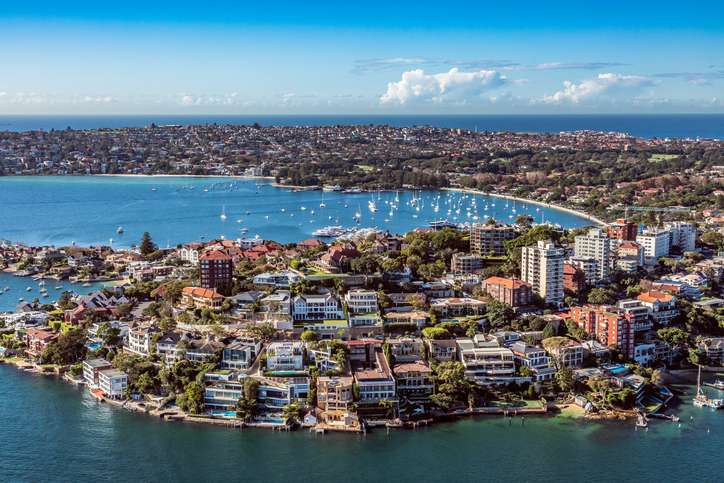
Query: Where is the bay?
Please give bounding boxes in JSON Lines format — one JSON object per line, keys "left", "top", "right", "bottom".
{"left": 0, "top": 176, "right": 591, "bottom": 249}
{"left": 0, "top": 364, "right": 721, "bottom": 483}
{"left": 0, "top": 272, "right": 104, "bottom": 313}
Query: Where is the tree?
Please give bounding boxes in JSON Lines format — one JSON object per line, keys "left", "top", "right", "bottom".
{"left": 282, "top": 402, "right": 302, "bottom": 426}
{"left": 236, "top": 378, "right": 259, "bottom": 422}
{"left": 246, "top": 322, "right": 276, "bottom": 341}
{"left": 657, "top": 327, "right": 689, "bottom": 347}
{"left": 555, "top": 366, "right": 575, "bottom": 393}
{"left": 177, "top": 381, "right": 204, "bottom": 414}
{"left": 41, "top": 329, "right": 87, "bottom": 365}
{"left": 135, "top": 372, "right": 156, "bottom": 394}
{"left": 139, "top": 231, "right": 157, "bottom": 256}
{"left": 587, "top": 288, "right": 616, "bottom": 305}
{"left": 542, "top": 322, "right": 557, "bottom": 339}
{"left": 431, "top": 361, "right": 472, "bottom": 410}
{"left": 485, "top": 300, "right": 515, "bottom": 330}
{"left": 300, "top": 330, "right": 319, "bottom": 343}
{"left": 422, "top": 326, "right": 451, "bottom": 340}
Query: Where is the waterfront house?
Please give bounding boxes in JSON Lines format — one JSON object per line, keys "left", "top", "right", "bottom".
{"left": 98, "top": 369, "right": 128, "bottom": 400}
{"left": 317, "top": 376, "right": 355, "bottom": 422}
{"left": 353, "top": 348, "right": 396, "bottom": 404}
{"left": 457, "top": 338, "right": 516, "bottom": 385}
{"left": 205, "top": 380, "right": 245, "bottom": 413}
{"left": 393, "top": 360, "right": 434, "bottom": 401}
{"left": 82, "top": 358, "right": 113, "bottom": 387}
{"left": 510, "top": 342, "right": 555, "bottom": 382}
{"left": 542, "top": 337, "right": 585, "bottom": 368}
{"left": 23, "top": 327, "right": 57, "bottom": 360}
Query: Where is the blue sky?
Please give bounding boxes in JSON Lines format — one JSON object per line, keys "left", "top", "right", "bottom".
{"left": 0, "top": 1, "right": 722, "bottom": 114}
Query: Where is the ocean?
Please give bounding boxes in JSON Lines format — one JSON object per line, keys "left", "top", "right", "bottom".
{"left": 0, "top": 114, "right": 722, "bottom": 139}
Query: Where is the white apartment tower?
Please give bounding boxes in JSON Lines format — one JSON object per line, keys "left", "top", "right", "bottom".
{"left": 521, "top": 240, "right": 564, "bottom": 306}
{"left": 663, "top": 221, "right": 696, "bottom": 253}
{"left": 573, "top": 228, "right": 611, "bottom": 282}
{"left": 636, "top": 228, "right": 671, "bottom": 265}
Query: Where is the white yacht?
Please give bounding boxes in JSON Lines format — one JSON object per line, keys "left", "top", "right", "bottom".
{"left": 693, "top": 365, "right": 724, "bottom": 409}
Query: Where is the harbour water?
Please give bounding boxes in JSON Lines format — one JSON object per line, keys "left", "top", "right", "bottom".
{"left": 1, "top": 114, "right": 723, "bottom": 139}
{"left": 0, "top": 364, "right": 722, "bottom": 483}
{"left": 0, "top": 272, "right": 104, "bottom": 313}
{"left": 0, "top": 176, "right": 591, "bottom": 249}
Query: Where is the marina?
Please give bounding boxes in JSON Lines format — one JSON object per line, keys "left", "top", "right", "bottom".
{"left": 0, "top": 176, "right": 592, "bottom": 248}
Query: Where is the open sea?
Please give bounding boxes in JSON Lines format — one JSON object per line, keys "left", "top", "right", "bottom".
{"left": 0, "top": 114, "right": 722, "bottom": 139}
{"left": 0, "top": 364, "right": 722, "bottom": 483}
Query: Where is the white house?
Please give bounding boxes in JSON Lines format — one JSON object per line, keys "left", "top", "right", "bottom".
{"left": 98, "top": 369, "right": 128, "bottom": 399}
{"left": 266, "top": 341, "right": 305, "bottom": 372}
{"left": 293, "top": 293, "right": 344, "bottom": 321}
{"left": 345, "top": 289, "right": 378, "bottom": 314}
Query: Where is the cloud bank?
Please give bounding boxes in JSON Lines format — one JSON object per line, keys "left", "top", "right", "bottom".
{"left": 542, "top": 73, "right": 655, "bottom": 103}
{"left": 380, "top": 68, "right": 507, "bottom": 105}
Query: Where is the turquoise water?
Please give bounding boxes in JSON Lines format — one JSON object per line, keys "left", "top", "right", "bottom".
{"left": 0, "top": 272, "right": 104, "bottom": 313}
{"left": 0, "top": 176, "right": 590, "bottom": 248}
{"left": 0, "top": 364, "right": 722, "bottom": 483}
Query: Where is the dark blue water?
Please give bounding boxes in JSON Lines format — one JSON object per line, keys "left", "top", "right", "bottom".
{"left": 0, "top": 176, "right": 590, "bottom": 249}
{"left": 0, "top": 364, "right": 721, "bottom": 483}
{"left": 0, "top": 114, "right": 721, "bottom": 139}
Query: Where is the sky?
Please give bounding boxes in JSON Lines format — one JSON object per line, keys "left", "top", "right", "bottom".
{"left": 0, "top": 1, "right": 722, "bottom": 115}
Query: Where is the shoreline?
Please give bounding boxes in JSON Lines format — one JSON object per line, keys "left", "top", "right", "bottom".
{"left": 443, "top": 187, "right": 607, "bottom": 227}
{"left": 1, "top": 357, "right": 597, "bottom": 434}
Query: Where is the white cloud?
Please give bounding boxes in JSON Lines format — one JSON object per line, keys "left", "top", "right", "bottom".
{"left": 543, "top": 73, "right": 655, "bottom": 104}
{"left": 179, "top": 92, "right": 241, "bottom": 106}
{"left": 380, "top": 68, "right": 507, "bottom": 105}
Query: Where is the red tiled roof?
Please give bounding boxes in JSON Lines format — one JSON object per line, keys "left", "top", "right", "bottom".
{"left": 484, "top": 276, "right": 531, "bottom": 290}
{"left": 638, "top": 290, "right": 674, "bottom": 303}
{"left": 199, "top": 249, "right": 232, "bottom": 261}
{"left": 182, "top": 286, "right": 224, "bottom": 299}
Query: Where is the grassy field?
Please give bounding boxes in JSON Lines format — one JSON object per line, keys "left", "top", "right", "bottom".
{"left": 649, "top": 154, "right": 679, "bottom": 162}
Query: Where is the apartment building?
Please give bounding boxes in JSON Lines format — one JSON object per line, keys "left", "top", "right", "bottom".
{"left": 573, "top": 228, "right": 612, "bottom": 282}
{"left": 637, "top": 228, "right": 670, "bottom": 264}
{"left": 199, "top": 249, "right": 233, "bottom": 295}
{"left": 482, "top": 276, "right": 533, "bottom": 307}
{"left": 450, "top": 252, "right": 484, "bottom": 274}
{"left": 521, "top": 240, "right": 564, "bottom": 306}
{"left": 470, "top": 223, "right": 517, "bottom": 257}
